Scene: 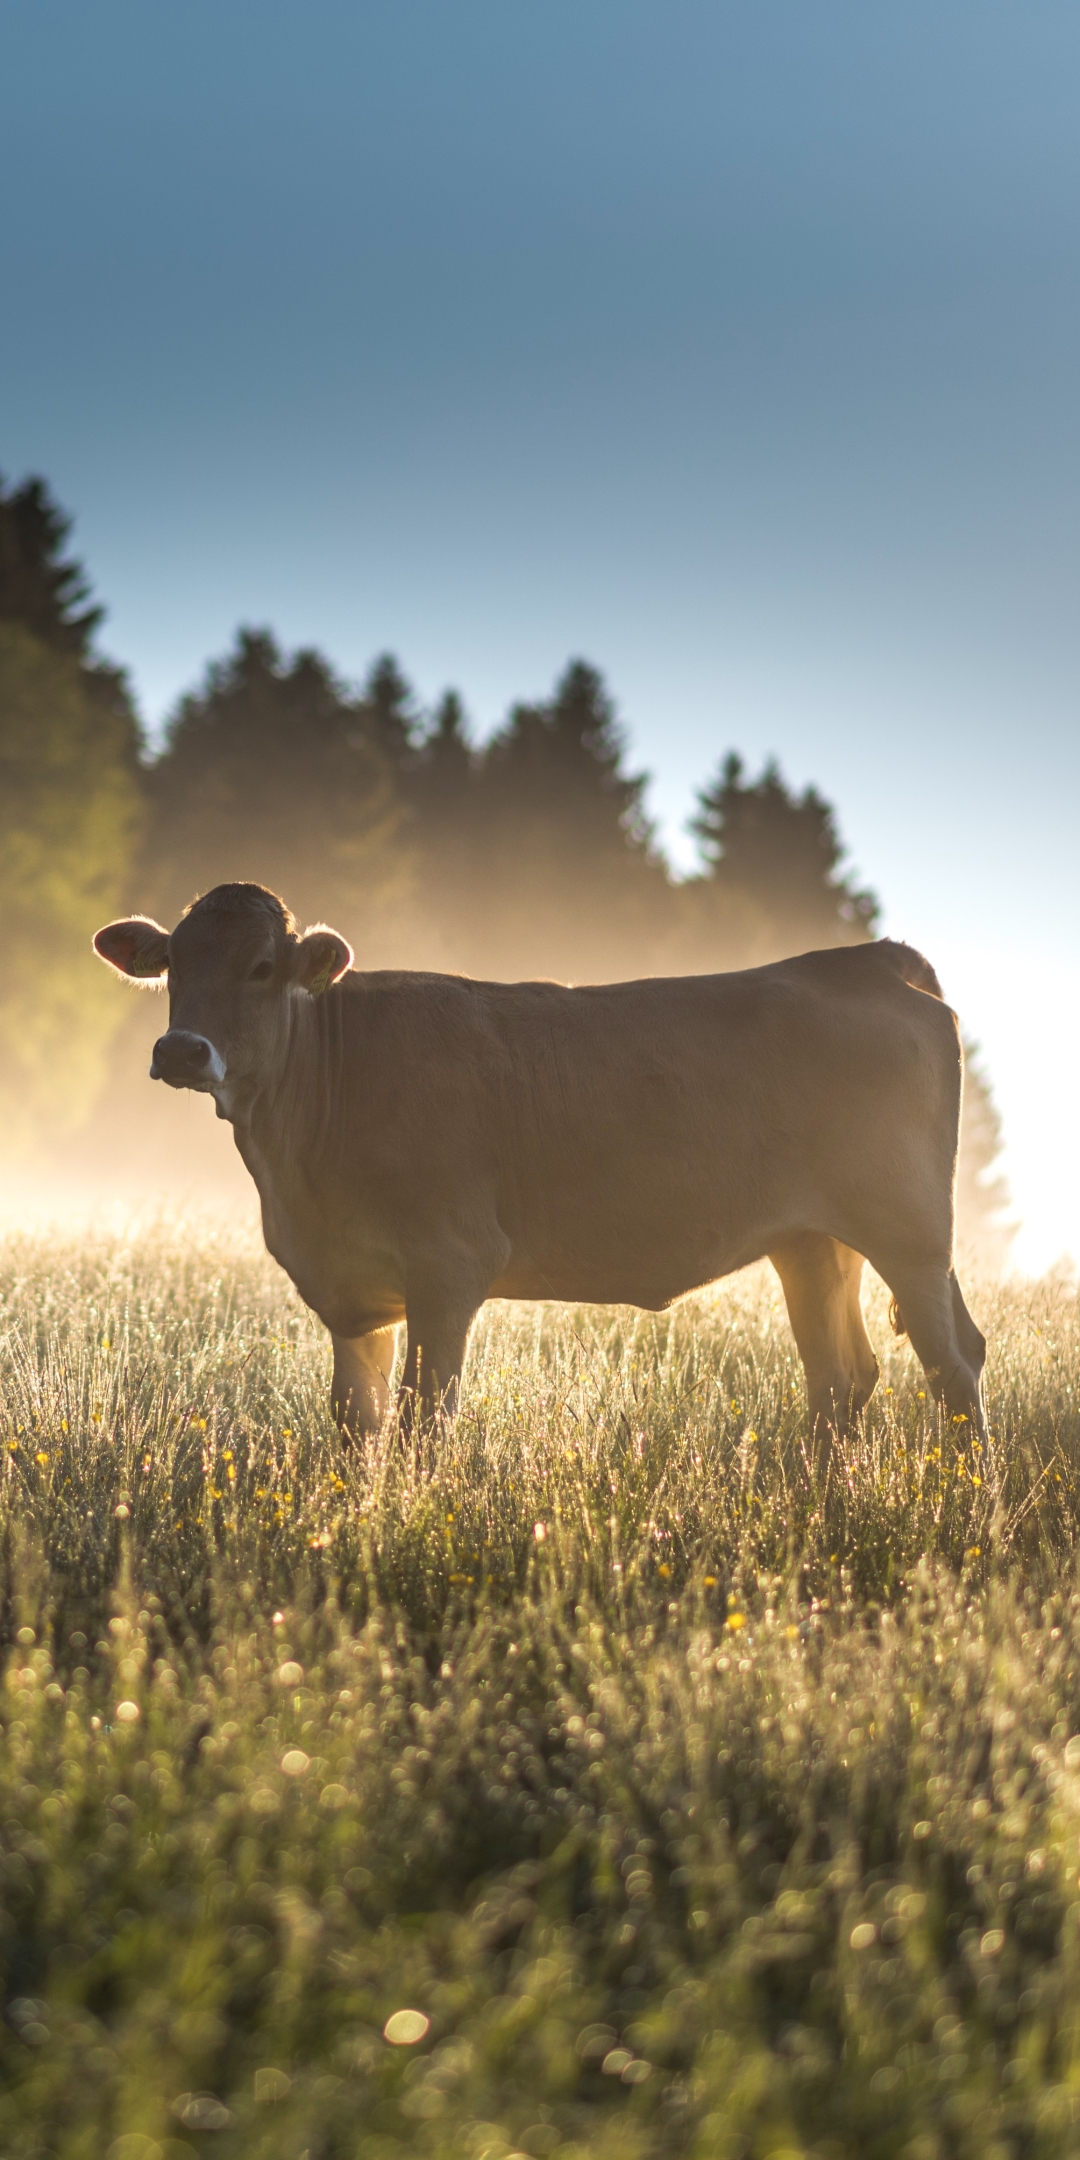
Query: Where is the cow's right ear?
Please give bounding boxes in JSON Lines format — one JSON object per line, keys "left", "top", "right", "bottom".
{"left": 93, "top": 917, "right": 171, "bottom": 982}
{"left": 294, "top": 926, "right": 353, "bottom": 994}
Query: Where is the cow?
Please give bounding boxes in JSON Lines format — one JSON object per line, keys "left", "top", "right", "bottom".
{"left": 93, "top": 882, "right": 987, "bottom": 1457}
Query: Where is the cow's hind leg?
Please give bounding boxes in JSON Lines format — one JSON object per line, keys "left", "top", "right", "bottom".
{"left": 332, "top": 1325, "right": 399, "bottom": 1439}
{"left": 769, "top": 1232, "right": 880, "bottom": 1465}
{"left": 881, "top": 1256, "right": 987, "bottom": 1442}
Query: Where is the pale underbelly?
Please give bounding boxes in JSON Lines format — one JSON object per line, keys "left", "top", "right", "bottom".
{"left": 490, "top": 1244, "right": 763, "bottom": 1311}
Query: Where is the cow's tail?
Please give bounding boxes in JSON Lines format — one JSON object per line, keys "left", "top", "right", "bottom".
{"left": 878, "top": 938, "right": 945, "bottom": 1341}
{"left": 875, "top": 937, "right": 944, "bottom": 1001}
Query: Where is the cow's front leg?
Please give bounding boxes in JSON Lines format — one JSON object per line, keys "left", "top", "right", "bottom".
{"left": 399, "top": 1296, "right": 481, "bottom": 1426}
{"left": 331, "top": 1325, "right": 399, "bottom": 1439}
{"left": 399, "top": 1230, "right": 507, "bottom": 1429}
{"left": 399, "top": 1263, "right": 492, "bottom": 1426}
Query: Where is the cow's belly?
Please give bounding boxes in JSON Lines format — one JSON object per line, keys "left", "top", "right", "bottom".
{"left": 489, "top": 1263, "right": 721, "bottom": 1310}
{"left": 490, "top": 1222, "right": 770, "bottom": 1311}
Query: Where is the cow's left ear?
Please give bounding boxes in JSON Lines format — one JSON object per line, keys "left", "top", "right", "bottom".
{"left": 294, "top": 926, "right": 353, "bottom": 994}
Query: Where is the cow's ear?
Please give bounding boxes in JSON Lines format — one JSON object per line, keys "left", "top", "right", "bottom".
{"left": 295, "top": 926, "right": 353, "bottom": 994}
{"left": 93, "top": 917, "right": 170, "bottom": 982}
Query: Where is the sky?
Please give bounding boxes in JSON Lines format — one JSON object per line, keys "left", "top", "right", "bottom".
{"left": 1, "top": 0, "right": 1079, "bottom": 1270}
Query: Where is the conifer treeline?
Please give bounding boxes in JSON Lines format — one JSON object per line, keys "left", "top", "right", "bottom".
{"left": 143, "top": 628, "right": 879, "bottom": 987}
{"left": 0, "top": 472, "right": 1012, "bottom": 1262}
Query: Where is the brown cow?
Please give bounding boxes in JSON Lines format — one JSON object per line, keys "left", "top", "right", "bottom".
{"left": 93, "top": 881, "right": 986, "bottom": 1453}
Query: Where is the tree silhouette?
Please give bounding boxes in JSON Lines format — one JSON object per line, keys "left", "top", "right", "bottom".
{"left": 0, "top": 474, "right": 103, "bottom": 658}
{"left": 485, "top": 660, "right": 650, "bottom": 850}
{"left": 145, "top": 629, "right": 406, "bottom": 951}
{"left": 403, "top": 690, "right": 483, "bottom": 959}
{"left": 443, "top": 660, "right": 671, "bottom": 980}
{"left": 0, "top": 475, "right": 144, "bottom": 1159}
{"left": 359, "top": 652, "right": 420, "bottom": 771}
{"left": 417, "top": 690, "right": 474, "bottom": 804}
{"left": 0, "top": 473, "right": 139, "bottom": 735}
{"left": 684, "top": 751, "right": 879, "bottom": 967}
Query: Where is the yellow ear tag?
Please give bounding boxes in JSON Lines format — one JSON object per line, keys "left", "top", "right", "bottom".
{"left": 309, "top": 958, "right": 335, "bottom": 995}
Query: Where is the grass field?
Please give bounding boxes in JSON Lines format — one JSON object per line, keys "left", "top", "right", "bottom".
{"left": 1, "top": 1217, "right": 1080, "bottom": 2160}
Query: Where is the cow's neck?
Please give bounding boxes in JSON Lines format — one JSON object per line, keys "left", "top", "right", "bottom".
{"left": 227, "top": 988, "right": 346, "bottom": 1211}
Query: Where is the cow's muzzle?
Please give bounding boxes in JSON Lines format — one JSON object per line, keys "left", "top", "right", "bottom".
{"left": 150, "top": 1030, "right": 226, "bottom": 1089}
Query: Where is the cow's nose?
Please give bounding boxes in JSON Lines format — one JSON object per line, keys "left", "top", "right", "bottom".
{"left": 150, "top": 1030, "right": 222, "bottom": 1086}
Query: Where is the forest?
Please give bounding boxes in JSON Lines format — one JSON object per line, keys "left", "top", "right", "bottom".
{"left": 0, "top": 472, "right": 1009, "bottom": 1261}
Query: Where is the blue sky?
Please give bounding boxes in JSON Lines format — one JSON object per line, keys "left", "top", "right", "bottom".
{"left": 2, "top": 1, "right": 1079, "bottom": 1266}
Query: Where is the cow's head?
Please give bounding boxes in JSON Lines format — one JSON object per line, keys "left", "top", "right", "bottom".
{"left": 93, "top": 883, "right": 352, "bottom": 1115}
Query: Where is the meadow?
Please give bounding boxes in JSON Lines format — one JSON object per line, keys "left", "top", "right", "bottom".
{"left": 0, "top": 1218, "right": 1079, "bottom": 2160}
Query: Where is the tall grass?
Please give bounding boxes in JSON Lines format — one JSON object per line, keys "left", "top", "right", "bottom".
{"left": 1, "top": 1217, "right": 1079, "bottom": 2158}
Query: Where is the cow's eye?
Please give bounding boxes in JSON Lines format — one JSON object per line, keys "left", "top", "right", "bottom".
{"left": 249, "top": 959, "right": 274, "bottom": 983}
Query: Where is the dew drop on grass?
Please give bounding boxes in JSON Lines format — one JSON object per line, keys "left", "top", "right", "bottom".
{"left": 383, "top": 2010, "right": 430, "bottom": 2046}
{"left": 253, "top": 2067, "right": 291, "bottom": 2104}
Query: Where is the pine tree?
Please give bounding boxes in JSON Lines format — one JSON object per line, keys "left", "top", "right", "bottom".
{"left": 414, "top": 690, "right": 475, "bottom": 811}
{"left": 0, "top": 472, "right": 148, "bottom": 1158}
{"left": 145, "top": 629, "right": 407, "bottom": 953}
{"left": 460, "top": 660, "right": 670, "bottom": 980}
{"left": 0, "top": 474, "right": 103, "bottom": 657}
{"left": 360, "top": 653, "right": 420, "bottom": 770}
{"left": 0, "top": 473, "right": 139, "bottom": 733}
{"left": 685, "top": 751, "right": 879, "bottom": 967}
{"left": 484, "top": 661, "right": 652, "bottom": 854}
{"left": 385, "top": 691, "right": 480, "bottom": 969}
